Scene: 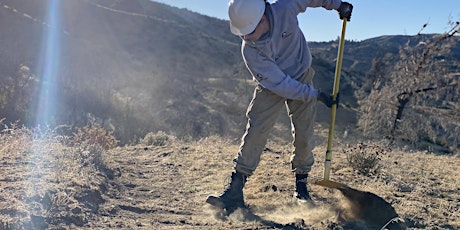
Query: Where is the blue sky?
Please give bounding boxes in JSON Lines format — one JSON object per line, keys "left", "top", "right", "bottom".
{"left": 154, "top": 0, "right": 460, "bottom": 41}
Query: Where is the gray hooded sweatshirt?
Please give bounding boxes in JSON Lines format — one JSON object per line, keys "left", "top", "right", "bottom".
{"left": 241, "top": 0, "right": 341, "bottom": 102}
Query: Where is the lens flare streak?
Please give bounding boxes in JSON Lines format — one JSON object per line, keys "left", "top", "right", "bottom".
{"left": 35, "top": 0, "right": 61, "bottom": 126}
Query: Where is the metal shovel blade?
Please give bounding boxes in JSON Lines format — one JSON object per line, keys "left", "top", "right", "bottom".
{"left": 314, "top": 179, "right": 347, "bottom": 189}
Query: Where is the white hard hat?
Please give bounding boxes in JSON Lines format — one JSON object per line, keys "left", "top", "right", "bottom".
{"left": 228, "top": 0, "right": 266, "bottom": 36}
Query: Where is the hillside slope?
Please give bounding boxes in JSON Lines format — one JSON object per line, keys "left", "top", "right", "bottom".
{"left": 0, "top": 0, "right": 458, "bottom": 147}
{"left": 0, "top": 0, "right": 361, "bottom": 143}
{"left": 0, "top": 0, "right": 246, "bottom": 142}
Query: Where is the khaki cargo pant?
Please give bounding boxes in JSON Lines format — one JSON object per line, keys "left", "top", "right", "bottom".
{"left": 234, "top": 68, "right": 316, "bottom": 176}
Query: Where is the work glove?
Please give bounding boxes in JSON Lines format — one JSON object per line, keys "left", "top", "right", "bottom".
{"left": 318, "top": 91, "right": 340, "bottom": 108}
{"left": 337, "top": 2, "right": 353, "bottom": 21}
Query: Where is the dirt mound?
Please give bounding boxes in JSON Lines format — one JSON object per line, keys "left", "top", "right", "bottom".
{"left": 337, "top": 186, "right": 406, "bottom": 229}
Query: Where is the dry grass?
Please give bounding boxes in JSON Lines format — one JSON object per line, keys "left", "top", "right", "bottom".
{"left": 0, "top": 122, "right": 114, "bottom": 229}
{"left": 0, "top": 123, "right": 459, "bottom": 229}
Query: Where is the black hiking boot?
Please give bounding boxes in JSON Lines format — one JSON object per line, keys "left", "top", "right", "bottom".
{"left": 294, "top": 174, "right": 313, "bottom": 202}
{"left": 206, "top": 171, "right": 247, "bottom": 213}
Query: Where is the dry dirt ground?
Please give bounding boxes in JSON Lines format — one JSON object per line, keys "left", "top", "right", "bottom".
{"left": 0, "top": 126, "right": 459, "bottom": 229}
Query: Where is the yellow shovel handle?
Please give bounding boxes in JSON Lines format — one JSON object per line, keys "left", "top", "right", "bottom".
{"left": 323, "top": 19, "right": 347, "bottom": 180}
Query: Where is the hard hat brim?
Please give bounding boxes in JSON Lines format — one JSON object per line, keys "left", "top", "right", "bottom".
{"left": 228, "top": 1, "right": 265, "bottom": 36}
{"left": 230, "top": 18, "right": 259, "bottom": 36}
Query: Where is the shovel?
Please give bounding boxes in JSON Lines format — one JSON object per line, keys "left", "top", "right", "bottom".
{"left": 313, "top": 20, "right": 407, "bottom": 228}
{"left": 314, "top": 18, "right": 348, "bottom": 189}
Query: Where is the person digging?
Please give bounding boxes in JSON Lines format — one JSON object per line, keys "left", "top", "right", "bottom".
{"left": 206, "top": 0, "right": 352, "bottom": 213}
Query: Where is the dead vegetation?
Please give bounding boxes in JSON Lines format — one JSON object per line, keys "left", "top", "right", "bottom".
{"left": 344, "top": 142, "right": 386, "bottom": 176}
{"left": 356, "top": 22, "right": 460, "bottom": 153}
{"left": 0, "top": 121, "right": 115, "bottom": 229}
{"left": 1, "top": 121, "right": 459, "bottom": 229}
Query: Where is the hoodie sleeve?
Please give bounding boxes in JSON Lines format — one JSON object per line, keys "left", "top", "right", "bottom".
{"left": 290, "top": 0, "right": 342, "bottom": 13}
{"left": 242, "top": 45, "right": 317, "bottom": 102}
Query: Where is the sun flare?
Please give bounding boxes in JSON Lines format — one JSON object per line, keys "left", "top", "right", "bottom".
{"left": 34, "top": 0, "right": 62, "bottom": 126}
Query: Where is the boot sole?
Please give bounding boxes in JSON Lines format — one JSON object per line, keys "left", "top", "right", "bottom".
{"left": 206, "top": 196, "right": 245, "bottom": 214}
{"left": 206, "top": 195, "right": 225, "bottom": 209}
{"left": 294, "top": 196, "right": 316, "bottom": 206}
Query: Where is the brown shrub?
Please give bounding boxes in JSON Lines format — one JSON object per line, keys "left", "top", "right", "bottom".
{"left": 344, "top": 142, "right": 386, "bottom": 175}
{"left": 73, "top": 123, "right": 119, "bottom": 149}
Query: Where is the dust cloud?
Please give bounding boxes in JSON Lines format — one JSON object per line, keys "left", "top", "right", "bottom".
{"left": 255, "top": 202, "right": 336, "bottom": 225}
{"left": 205, "top": 190, "right": 407, "bottom": 229}
{"left": 205, "top": 201, "right": 337, "bottom": 227}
